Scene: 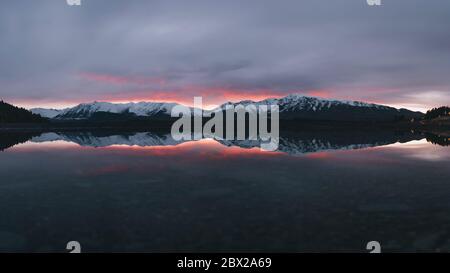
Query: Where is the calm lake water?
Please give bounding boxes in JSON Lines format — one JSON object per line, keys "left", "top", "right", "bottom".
{"left": 0, "top": 130, "right": 449, "bottom": 252}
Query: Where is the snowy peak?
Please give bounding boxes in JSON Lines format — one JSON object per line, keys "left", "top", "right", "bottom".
{"left": 213, "top": 94, "right": 422, "bottom": 121}
{"left": 30, "top": 108, "right": 65, "bottom": 119}
{"left": 277, "top": 94, "right": 392, "bottom": 112}
{"left": 58, "top": 101, "right": 178, "bottom": 119}
{"left": 32, "top": 101, "right": 183, "bottom": 119}
{"left": 30, "top": 94, "right": 423, "bottom": 121}
{"left": 216, "top": 94, "right": 391, "bottom": 112}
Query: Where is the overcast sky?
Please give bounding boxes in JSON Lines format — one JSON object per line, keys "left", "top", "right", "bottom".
{"left": 1, "top": 0, "right": 450, "bottom": 111}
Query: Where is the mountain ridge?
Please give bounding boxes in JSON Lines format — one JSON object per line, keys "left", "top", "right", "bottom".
{"left": 30, "top": 94, "right": 424, "bottom": 122}
{"left": 31, "top": 101, "right": 182, "bottom": 120}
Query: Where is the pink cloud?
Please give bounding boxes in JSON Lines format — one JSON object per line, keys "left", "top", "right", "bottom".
{"left": 78, "top": 72, "right": 166, "bottom": 86}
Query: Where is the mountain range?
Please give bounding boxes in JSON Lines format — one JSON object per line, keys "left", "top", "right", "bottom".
{"left": 31, "top": 101, "right": 180, "bottom": 120}
{"left": 30, "top": 94, "right": 423, "bottom": 122}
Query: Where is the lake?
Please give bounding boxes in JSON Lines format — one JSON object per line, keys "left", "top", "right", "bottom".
{"left": 0, "top": 130, "right": 449, "bottom": 252}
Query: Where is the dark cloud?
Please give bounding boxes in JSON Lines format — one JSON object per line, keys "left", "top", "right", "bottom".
{"left": 0, "top": 0, "right": 449, "bottom": 110}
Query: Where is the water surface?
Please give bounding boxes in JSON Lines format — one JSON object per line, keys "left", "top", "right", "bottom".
{"left": 0, "top": 130, "right": 449, "bottom": 252}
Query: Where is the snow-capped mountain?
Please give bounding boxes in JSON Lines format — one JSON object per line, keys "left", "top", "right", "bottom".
{"left": 30, "top": 94, "right": 423, "bottom": 121}
{"left": 213, "top": 94, "right": 423, "bottom": 121}
{"left": 215, "top": 94, "right": 390, "bottom": 111}
{"left": 31, "top": 101, "right": 184, "bottom": 119}
{"left": 30, "top": 108, "right": 66, "bottom": 119}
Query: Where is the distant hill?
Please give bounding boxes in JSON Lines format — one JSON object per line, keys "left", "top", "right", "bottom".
{"left": 422, "top": 106, "right": 450, "bottom": 127}
{"left": 417, "top": 106, "right": 450, "bottom": 140}
{"left": 422, "top": 115, "right": 450, "bottom": 128}
{"left": 0, "top": 101, "right": 47, "bottom": 123}
{"left": 424, "top": 106, "right": 450, "bottom": 120}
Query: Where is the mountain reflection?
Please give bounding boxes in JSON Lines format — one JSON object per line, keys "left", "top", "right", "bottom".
{"left": 0, "top": 129, "right": 436, "bottom": 154}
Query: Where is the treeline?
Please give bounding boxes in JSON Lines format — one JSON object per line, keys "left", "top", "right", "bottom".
{"left": 0, "top": 101, "right": 47, "bottom": 123}
{"left": 424, "top": 106, "right": 450, "bottom": 120}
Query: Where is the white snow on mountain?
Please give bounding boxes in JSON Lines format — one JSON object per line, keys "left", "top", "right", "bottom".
{"left": 214, "top": 94, "right": 392, "bottom": 112}
{"left": 30, "top": 108, "right": 65, "bottom": 118}
{"left": 30, "top": 94, "right": 402, "bottom": 119}
{"left": 31, "top": 101, "right": 184, "bottom": 119}
{"left": 60, "top": 101, "right": 181, "bottom": 119}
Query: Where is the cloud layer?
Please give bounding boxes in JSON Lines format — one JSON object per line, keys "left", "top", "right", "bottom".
{"left": 1, "top": 0, "right": 450, "bottom": 111}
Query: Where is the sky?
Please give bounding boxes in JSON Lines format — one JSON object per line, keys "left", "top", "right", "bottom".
{"left": 1, "top": 0, "right": 450, "bottom": 111}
